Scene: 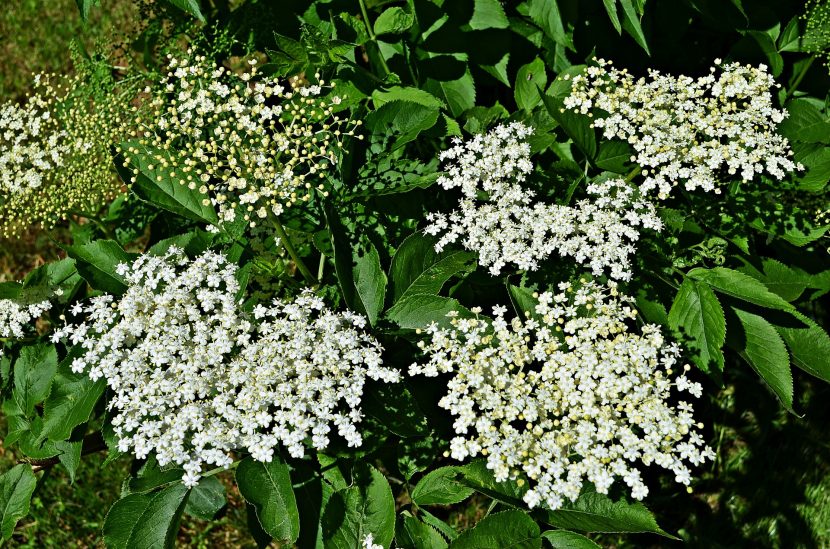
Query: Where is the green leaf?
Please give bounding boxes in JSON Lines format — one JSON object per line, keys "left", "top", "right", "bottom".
{"left": 389, "top": 233, "right": 476, "bottom": 302}
{"left": 601, "top": 0, "right": 622, "bottom": 34}
{"left": 595, "top": 141, "right": 632, "bottom": 173}
{"left": 13, "top": 344, "right": 58, "bottom": 417}
{"left": 458, "top": 460, "right": 528, "bottom": 506}
{"left": 103, "top": 484, "right": 190, "bottom": 549}
{"left": 146, "top": 230, "right": 216, "bottom": 258}
{"left": 324, "top": 203, "right": 360, "bottom": 314}
{"left": 515, "top": 58, "right": 547, "bottom": 112}
{"left": 775, "top": 312, "right": 830, "bottom": 383}
{"left": 744, "top": 259, "right": 808, "bottom": 302}
{"left": 541, "top": 530, "right": 601, "bottom": 548}
{"left": 396, "top": 511, "right": 449, "bottom": 549}
{"left": 374, "top": 7, "right": 414, "bottom": 35}
{"left": 427, "top": 68, "right": 477, "bottom": 117}
{"left": 0, "top": 464, "right": 37, "bottom": 542}
{"left": 794, "top": 145, "right": 830, "bottom": 192}
{"left": 119, "top": 141, "right": 219, "bottom": 225}
{"left": 470, "top": 0, "right": 509, "bottom": 29}
{"left": 668, "top": 279, "right": 726, "bottom": 373}
{"left": 450, "top": 510, "right": 541, "bottom": 548}
{"left": 732, "top": 308, "right": 793, "bottom": 409}
{"left": 688, "top": 267, "right": 794, "bottom": 311}
{"left": 542, "top": 82, "right": 597, "bottom": 159}
{"left": 527, "top": 0, "right": 574, "bottom": 50}
{"left": 353, "top": 242, "right": 386, "bottom": 326}
{"left": 164, "top": 0, "right": 205, "bottom": 21}
{"left": 41, "top": 351, "right": 106, "bottom": 441}
{"left": 387, "top": 294, "right": 472, "bottom": 330}
{"left": 507, "top": 284, "right": 542, "bottom": 322}
{"left": 373, "top": 87, "right": 445, "bottom": 109}
{"left": 540, "top": 492, "right": 670, "bottom": 536}
{"left": 236, "top": 456, "right": 300, "bottom": 544}
{"left": 619, "top": 0, "right": 651, "bottom": 55}
{"left": 777, "top": 17, "right": 801, "bottom": 52}
{"left": 63, "top": 240, "right": 136, "bottom": 295}
{"left": 75, "top": 0, "right": 100, "bottom": 20}
{"left": 322, "top": 465, "right": 395, "bottom": 549}
{"left": 365, "top": 101, "right": 441, "bottom": 148}
{"left": 267, "top": 34, "right": 309, "bottom": 77}
{"left": 779, "top": 100, "right": 830, "bottom": 144}
{"left": 411, "top": 467, "right": 475, "bottom": 506}
{"left": 185, "top": 476, "right": 226, "bottom": 520}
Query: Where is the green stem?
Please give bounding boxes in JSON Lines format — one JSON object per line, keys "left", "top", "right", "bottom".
{"left": 624, "top": 165, "right": 642, "bottom": 184}
{"left": 270, "top": 216, "right": 317, "bottom": 285}
{"left": 357, "top": 0, "right": 391, "bottom": 77}
{"left": 784, "top": 54, "right": 817, "bottom": 104}
{"left": 317, "top": 253, "right": 326, "bottom": 281}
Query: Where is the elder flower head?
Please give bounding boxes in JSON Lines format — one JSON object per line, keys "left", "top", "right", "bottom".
{"left": 563, "top": 58, "right": 802, "bottom": 199}
{"left": 426, "top": 123, "right": 661, "bottom": 279}
{"left": 53, "top": 248, "right": 398, "bottom": 486}
{"left": 410, "top": 281, "right": 714, "bottom": 510}
{"left": 121, "top": 53, "right": 360, "bottom": 230}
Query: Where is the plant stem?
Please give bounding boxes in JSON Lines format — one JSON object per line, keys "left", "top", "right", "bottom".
{"left": 357, "top": 0, "right": 391, "bottom": 76}
{"left": 270, "top": 216, "right": 317, "bottom": 285}
{"left": 784, "top": 54, "right": 816, "bottom": 104}
{"left": 317, "top": 253, "right": 326, "bottom": 281}
{"left": 624, "top": 165, "right": 642, "bottom": 184}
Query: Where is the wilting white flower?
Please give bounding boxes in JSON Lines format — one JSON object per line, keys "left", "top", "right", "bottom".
{"left": 410, "top": 281, "right": 713, "bottom": 510}
{"left": 425, "top": 123, "right": 661, "bottom": 279}
{"left": 53, "top": 248, "right": 398, "bottom": 486}
{"left": 564, "top": 59, "right": 802, "bottom": 199}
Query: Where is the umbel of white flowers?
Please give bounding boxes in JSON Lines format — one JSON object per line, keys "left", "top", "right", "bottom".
{"left": 121, "top": 53, "right": 359, "bottom": 230}
{"left": 0, "top": 298, "right": 51, "bottom": 339}
{"left": 563, "top": 58, "right": 802, "bottom": 199}
{"left": 425, "top": 122, "right": 661, "bottom": 280}
{"left": 409, "top": 281, "right": 714, "bottom": 510}
{"left": 52, "top": 248, "right": 399, "bottom": 486}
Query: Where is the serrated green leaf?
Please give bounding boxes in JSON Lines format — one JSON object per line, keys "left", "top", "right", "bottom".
{"left": 41, "top": 351, "right": 106, "bottom": 441}
{"left": 411, "top": 467, "right": 475, "bottom": 506}
{"left": 389, "top": 233, "right": 476, "bottom": 303}
{"left": 236, "top": 456, "right": 300, "bottom": 544}
{"left": 13, "top": 344, "right": 58, "bottom": 417}
{"left": 396, "top": 511, "right": 449, "bottom": 549}
{"left": 103, "top": 484, "right": 190, "bottom": 549}
{"left": 469, "top": 0, "right": 510, "bottom": 30}
{"left": 732, "top": 308, "right": 793, "bottom": 409}
{"left": 602, "top": 0, "right": 622, "bottom": 34}
{"left": 668, "top": 279, "right": 726, "bottom": 373}
{"left": 619, "top": 0, "right": 650, "bottom": 55}
{"left": 527, "top": 0, "right": 574, "bottom": 51}
{"left": 542, "top": 83, "right": 597, "bottom": 159}
{"left": 450, "top": 510, "right": 541, "bottom": 548}
{"left": 387, "top": 294, "right": 473, "bottom": 330}
{"left": 366, "top": 101, "right": 441, "bottom": 148}
{"left": 515, "top": 58, "right": 547, "bottom": 112}
{"left": 373, "top": 87, "right": 445, "bottom": 109}
{"left": 322, "top": 465, "right": 395, "bottom": 549}
{"left": 374, "top": 7, "right": 414, "bottom": 35}
{"left": 165, "top": 0, "right": 205, "bottom": 21}
{"left": 353, "top": 242, "right": 386, "bottom": 326}
{"left": 427, "top": 68, "right": 477, "bottom": 117}
{"left": 775, "top": 312, "right": 830, "bottom": 383}
{"left": 779, "top": 100, "right": 830, "bottom": 144}
{"left": 0, "top": 464, "right": 37, "bottom": 542}
{"left": 458, "top": 460, "right": 528, "bottom": 506}
{"left": 118, "top": 141, "right": 219, "bottom": 225}
{"left": 595, "top": 141, "right": 633, "bottom": 173}
{"left": 688, "top": 267, "right": 794, "bottom": 311}
{"left": 540, "top": 492, "right": 670, "bottom": 536}
{"left": 63, "top": 240, "right": 136, "bottom": 295}
{"left": 541, "top": 530, "right": 601, "bottom": 548}
{"left": 185, "top": 476, "right": 226, "bottom": 521}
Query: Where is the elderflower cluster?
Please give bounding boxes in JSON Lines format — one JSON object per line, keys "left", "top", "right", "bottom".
{"left": 563, "top": 59, "right": 802, "bottom": 199}
{"left": 0, "top": 298, "right": 51, "bottom": 338}
{"left": 425, "top": 123, "right": 661, "bottom": 279}
{"left": 121, "top": 53, "right": 359, "bottom": 229}
{"left": 409, "top": 281, "right": 713, "bottom": 510}
{"left": 0, "top": 72, "right": 131, "bottom": 237}
{"left": 52, "top": 248, "right": 398, "bottom": 486}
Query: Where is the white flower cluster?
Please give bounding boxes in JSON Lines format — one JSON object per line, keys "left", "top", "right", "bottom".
{"left": 0, "top": 96, "right": 69, "bottom": 195}
{"left": 0, "top": 298, "right": 51, "bottom": 338}
{"left": 122, "top": 53, "right": 359, "bottom": 228}
{"left": 409, "top": 281, "right": 713, "bottom": 510}
{"left": 563, "top": 59, "right": 802, "bottom": 199}
{"left": 53, "top": 248, "right": 398, "bottom": 486}
{"left": 363, "top": 534, "right": 383, "bottom": 549}
{"left": 425, "top": 123, "right": 661, "bottom": 279}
